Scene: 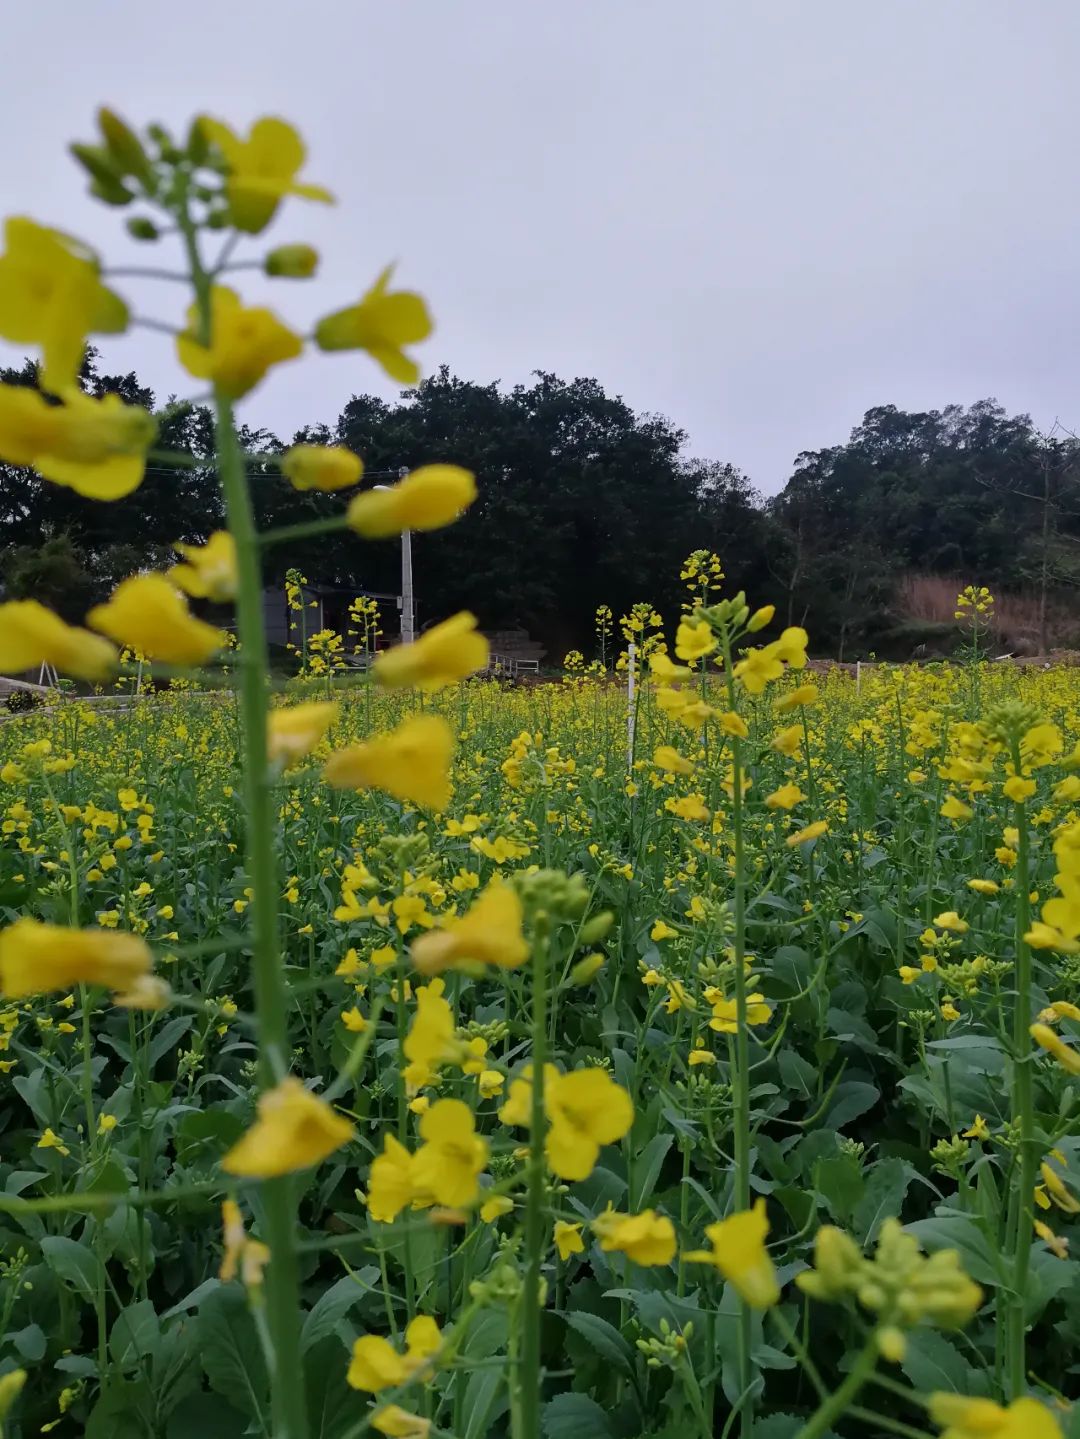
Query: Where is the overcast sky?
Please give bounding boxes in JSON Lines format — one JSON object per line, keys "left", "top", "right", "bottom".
{"left": 3, "top": 1, "right": 1078, "bottom": 494}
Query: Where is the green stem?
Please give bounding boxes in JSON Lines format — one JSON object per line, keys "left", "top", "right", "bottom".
{"left": 793, "top": 1332, "right": 879, "bottom": 1439}
{"left": 1007, "top": 748, "right": 1035, "bottom": 1400}
{"left": 517, "top": 915, "right": 550, "bottom": 1439}
{"left": 180, "top": 194, "right": 309, "bottom": 1439}
{"left": 721, "top": 629, "right": 753, "bottom": 1438}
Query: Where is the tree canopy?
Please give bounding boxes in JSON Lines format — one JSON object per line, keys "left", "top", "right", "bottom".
{"left": 3, "top": 355, "right": 1078, "bottom": 658}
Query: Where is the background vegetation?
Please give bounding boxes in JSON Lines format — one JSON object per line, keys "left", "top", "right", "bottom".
{"left": 4, "top": 353, "right": 1080, "bottom": 659}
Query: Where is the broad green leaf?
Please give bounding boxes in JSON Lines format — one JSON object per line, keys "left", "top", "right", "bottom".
{"left": 110, "top": 1300, "right": 160, "bottom": 1371}
{"left": 778, "top": 1049, "right": 816, "bottom": 1101}
{"left": 301, "top": 1268, "right": 379, "bottom": 1352}
{"left": 823, "top": 1080, "right": 879, "bottom": 1130}
{"left": 40, "top": 1235, "right": 102, "bottom": 1302}
{"left": 563, "top": 1310, "right": 636, "bottom": 1375}
{"left": 853, "top": 1157, "right": 911, "bottom": 1243}
{"left": 815, "top": 1154, "right": 865, "bottom": 1223}
{"left": 165, "top": 1392, "right": 250, "bottom": 1439}
{"left": 542, "top": 1392, "right": 614, "bottom": 1439}
{"left": 85, "top": 1378, "right": 155, "bottom": 1439}
{"left": 196, "top": 1286, "right": 269, "bottom": 1421}
{"left": 631, "top": 1133, "right": 672, "bottom": 1208}
{"left": 899, "top": 1330, "right": 979, "bottom": 1394}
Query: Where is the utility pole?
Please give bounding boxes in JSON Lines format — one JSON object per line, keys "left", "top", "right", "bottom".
{"left": 376, "top": 469, "right": 416, "bottom": 645}
{"left": 397, "top": 467, "right": 414, "bottom": 645}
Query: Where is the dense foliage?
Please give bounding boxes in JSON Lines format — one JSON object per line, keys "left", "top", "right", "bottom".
{"left": 2, "top": 653, "right": 1080, "bottom": 1438}
{"left": 6, "top": 358, "right": 1080, "bottom": 658}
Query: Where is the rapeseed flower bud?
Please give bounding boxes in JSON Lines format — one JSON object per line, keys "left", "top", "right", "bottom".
{"left": 348, "top": 465, "right": 476, "bottom": 537}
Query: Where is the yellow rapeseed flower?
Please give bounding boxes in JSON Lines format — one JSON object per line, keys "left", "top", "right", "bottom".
{"left": 940, "top": 793, "right": 974, "bottom": 823}
{"left": 347, "top": 1316, "right": 441, "bottom": 1394}
{"left": 554, "top": 1220, "right": 585, "bottom": 1260}
{"left": 709, "top": 992, "right": 773, "bottom": 1032}
{"left": 403, "top": 981, "right": 456, "bottom": 1071}
{"left": 348, "top": 466, "right": 477, "bottom": 537}
{"left": 176, "top": 286, "right": 302, "bottom": 398}
{"left": 169, "top": 532, "right": 237, "bottom": 602}
{"left": 411, "top": 1098, "right": 488, "bottom": 1208}
{"left": 0, "top": 217, "right": 127, "bottom": 389}
{"left": 88, "top": 574, "right": 226, "bottom": 665}
{"left": 315, "top": 265, "right": 433, "bottom": 383}
{"left": 0, "top": 918, "right": 151, "bottom": 998}
{"left": 927, "top": 1393, "right": 1061, "bottom": 1439}
{"left": 684, "top": 1198, "right": 780, "bottom": 1307}
{"left": 0, "top": 385, "right": 155, "bottom": 500}
{"left": 774, "top": 683, "right": 818, "bottom": 712}
{"left": 1031, "top": 1022, "right": 1080, "bottom": 1075}
{"left": 281, "top": 444, "right": 363, "bottom": 492}
{"left": 366, "top": 1134, "right": 417, "bottom": 1222}
{"left": 592, "top": 1207, "right": 676, "bottom": 1266}
{"left": 373, "top": 612, "right": 489, "bottom": 691}
{"left": 323, "top": 713, "right": 454, "bottom": 811}
{"left": 648, "top": 652, "right": 692, "bottom": 682}
{"left": 786, "top": 820, "right": 828, "bottom": 847}
{"left": 268, "top": 700, "right": 339, "bottom": 766}
{"left": 411, "top": 879, "right": 528, "bottom": 976}
{"left": 543, "top": 1067, "right": 634, "bottom": 1181}
{"left": 222, "top": 1076, "right": 355, "bottom": 1178}
{"left": 0, "top": 599, "right": 117, "bottom": 681}
{"left": 200, "top": 115, "right": 334, "bottom": 232}
{"left": 674, "top": 619, "right": 716, "bottom": 661}
{"left": 765, "top": 782, "right": 805, "bottom": 810}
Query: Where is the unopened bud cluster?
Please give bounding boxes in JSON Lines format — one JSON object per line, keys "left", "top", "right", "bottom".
{"left": 796, "top": 1219, "right": 982, "bottom": 1360}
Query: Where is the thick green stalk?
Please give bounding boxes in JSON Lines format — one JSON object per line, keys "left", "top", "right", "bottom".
{"left": 179, "top": 184, "right": 308, "bottom": 1436}
{"left": 215, "top": 396, "right": 309, "bottom": 1439}
{"left": 1006, "top": 755, "right": 1035, "bottom": 1400}
{"left": 517, "top": 916, "right": 550, "bottom": 1439}
{"left": 720, "top": 632, "right": 753, "bottom": 1438}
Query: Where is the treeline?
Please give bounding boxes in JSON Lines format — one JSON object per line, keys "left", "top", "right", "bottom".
{"left": 3, "top": 354, "right": 1079, "bottom": 659}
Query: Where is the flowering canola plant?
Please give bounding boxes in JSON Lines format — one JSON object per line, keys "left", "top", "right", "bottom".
{"left": 0, "top": 115, "right": 1072, "bottom": 1439}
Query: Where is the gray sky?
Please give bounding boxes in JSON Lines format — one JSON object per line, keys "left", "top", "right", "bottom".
{"left": 3, "top": 1, "right": 1079, "bottom": 494}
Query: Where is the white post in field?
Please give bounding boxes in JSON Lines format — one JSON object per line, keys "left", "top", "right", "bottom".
{"left": 400, "top": 529, "right": 415, "bottom": 646}
{"left": 856, "top": 660, "right": 862, "bottom": 696}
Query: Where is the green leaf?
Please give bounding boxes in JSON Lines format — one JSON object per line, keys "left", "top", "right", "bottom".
{"left": 463, "top": 1366, "right": 507, "bottom": 1439}
{"left": 8, "top": 1323, "right": 46, "bottom": 1361}
{"left": 40, "top": 1235, "right": 102, "bottom": 1302}
{"left": 85, "top": 1379, "right": 155, "bottom": 1439}
{"left": 823, "top": 1080, "right": 879, "bottom": 1130}
{"left": 165, "top": 1392, "right": 251, "bottom": 1439}
{"left": 631, "top": 1133, "right": 672, "bottom": 1208}
{"left": 305, "top": 1336, "right": 360, "bottom": 1439}
{"left": 149, "top": 1015, "right": 194, "bottom": 1067}
{"left": 563, "top": 1311, "right": 635, "bottom": 1375}
{"left": 1024, "top": 1247, "right": 1080, "bottom": 1324}
{"left": 815, "top": 1154, "right": 865, "bottom": 1223}
{"left": 778, "top": 1049, "right": 816, "bottom": 1101}
{"left": 899, "top": 1330, "right": 978, "bottom": 1394}
{"left": 301, "top": 1269, "right": 379, "bottom": 1352}
{"left": 160, "top": 1278, "right": 221, "bottom": 1320}
{"left": 196, "top": 1286, "right": 269, "bottom": 1421}
{"left": 175, "top": 1110, "right": 245, "bottom": 1164}
{"left": 542, "top": 1392, "right": 614, "bottom": 1439}
{"left": 110, "top": 1300, "right": 160, "bottom": 1371}
{"left": 853, "top": 1158, "right": 911, "bottom": 1243}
